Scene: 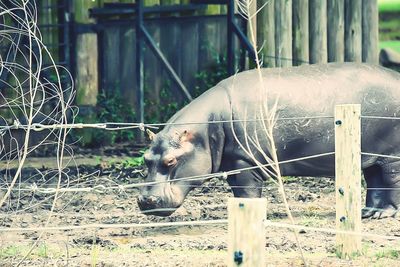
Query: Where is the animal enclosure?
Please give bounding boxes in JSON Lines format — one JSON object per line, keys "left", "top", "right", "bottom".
{"left": 1, "top": 1, "right": 400, "bottom": 266}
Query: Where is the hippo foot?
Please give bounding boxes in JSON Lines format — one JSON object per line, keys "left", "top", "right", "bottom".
{"left": 362, "top": 205, "right": 398, "bottom": 219}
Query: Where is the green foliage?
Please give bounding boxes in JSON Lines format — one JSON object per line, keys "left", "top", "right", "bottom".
{"left": 96, "top": 91, "right": 136, "bottom": 144}
{"left": 115, "top": 150, "right": 146, "bottom": 168}
{"left": 144, "top": 80, "right": 184, "bottom": 124}
{"left": 37, "top": 243, "right": 48, "bottom": 258}
{"left": 73, "top": 90, "right": 136, "bottom": 147}
{"left": 193, "top": 53, "right": 228, "bottom": 98}
{"left": 144, "top": 48, "right": 229, "bottom": 124}
{"left": 375, "top": 249, "right": 400, "bottom": 260}
{"left": 0, "top": 245, "right": 19, "bottom": 258}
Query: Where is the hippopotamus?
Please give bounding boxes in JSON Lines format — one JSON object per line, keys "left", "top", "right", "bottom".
{"left": 137, "top": 63, "right": 400, "bottom": 219}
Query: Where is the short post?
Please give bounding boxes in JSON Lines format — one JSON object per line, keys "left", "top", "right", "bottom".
{"left": 334, "top": 104, "right": 362, "bottom": 259}
{"left": 228, "top": 198, "right": 267, "bottom": 267}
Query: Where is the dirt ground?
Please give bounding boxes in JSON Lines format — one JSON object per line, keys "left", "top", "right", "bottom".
{"left": 0, "top": 146, "right": 399, "bottom": 266}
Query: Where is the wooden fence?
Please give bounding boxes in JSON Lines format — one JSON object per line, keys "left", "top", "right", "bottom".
{"left": 256, "top": 0, "right": 379, "bottom": 67}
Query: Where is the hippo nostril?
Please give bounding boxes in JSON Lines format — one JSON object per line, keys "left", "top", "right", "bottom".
{"left": 147, "top": 196, "right": 160, "bottom": 205}
{"left": 137, "top": 195, "right": 145, "bottom": 203}
{"left": 138, "top": 195, "right": 161, "bottom": 206}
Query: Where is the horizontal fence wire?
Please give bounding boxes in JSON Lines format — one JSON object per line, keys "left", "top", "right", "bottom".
{"left": 264, "top": 220, "right": 400, "bottom": 241}
{"left": 0, "top": 116, "right": 335, "bottom": 132}
{"left": 0, "top": 219, "right": 228, "bottom": 232}
{"left": 361, "top": 115, "right": 400, "bottom": 120}
{"left": 0, "top": 152, "right": 335, "bottom": 194}
{"left": 3, "top": 113, "right": 400, "bottom": 133}
{"left": 1, "top": 217, "right": 399, "bottom": 243}
{"left": 361, "top": 152, "right": 400, "bottom": 161}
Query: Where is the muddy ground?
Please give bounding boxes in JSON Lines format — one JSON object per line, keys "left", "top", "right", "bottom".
{"left": 0, "top": 144, "right": 399, "bottom": 266}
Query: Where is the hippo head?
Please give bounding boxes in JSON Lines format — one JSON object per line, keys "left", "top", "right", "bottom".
{"left": 137, "top": 125, "right": 224, "bottom": 216}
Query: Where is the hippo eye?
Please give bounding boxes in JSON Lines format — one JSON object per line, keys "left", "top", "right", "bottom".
{"left": 163, "top": 155, "right": 177, "bottom": 167}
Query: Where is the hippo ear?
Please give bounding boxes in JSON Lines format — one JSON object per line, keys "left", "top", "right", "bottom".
{"left": 208, "top": 124, "right": 225, "bottom": 172}
{"left": 146, "top": 129, "right": 156, "bottom": 141}
{"left": 179, "top": 129, "right": 194, "bottom": 143}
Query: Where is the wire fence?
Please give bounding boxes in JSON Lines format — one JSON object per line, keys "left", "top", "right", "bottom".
{"left": 1, "top": 1, "right": 400, "bottom": 265}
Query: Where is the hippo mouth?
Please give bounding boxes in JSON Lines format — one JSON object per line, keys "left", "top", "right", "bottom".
{"left": 137, "top": 183, "right": 186, "bottom": 216}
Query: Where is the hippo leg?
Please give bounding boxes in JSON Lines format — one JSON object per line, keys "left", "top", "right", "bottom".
{"left": 362, "top": 164, "right": 399, "bottom": 219}
{"left": 225, "top": 160, "right": 263, "bottom": 197}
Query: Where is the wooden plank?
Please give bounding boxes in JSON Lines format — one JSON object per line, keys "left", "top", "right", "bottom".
{"left": 362, "top": 0, "right": 379, "bottom": 64}
{"left": 120, "top": 27, "right": 137, "bottom": 108}
{"left": 309, "top": 0, "right": 327, "bottom": 64}
{"left": 292, "top": 0, "right": 309, "bottom": 66}
{"left": 334, "top": 104, "right": 362, "bottom": 259}
{"left": 344, "top": 0, "right": 362, "bottom": 62}
{"left": 274, "top": 0, "right": 292, "bottom": 67}
{"left": 328, "top": 0, "right": 345, "bottom": 62}
{"left": 102, "top": 27, "right": 121, "bottom": 96}
{"left": 228, "top": 198, "right": 267, "bottom": 267}
{"left": 257, "top": 0, "right": 275, "bottom": 67}
{"left": 74, "top": 0, "right": 99, "bottom": 106}
{"left": 180, "top": 21, "right": 199, "bottom": 96}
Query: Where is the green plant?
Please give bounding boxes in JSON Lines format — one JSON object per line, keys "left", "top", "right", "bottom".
{"left": 116, "top": 149, "right": 146, "bottom": 168}
{"left": 375, "top": 249, "right": 400, "bottom": 260}
{"left": 72, "top": 90, "right": 136, "bottom": 147}
{"left": 194, "top": 50, "right": 229, "bottom": 98}
{"left": 37, "top": 243, "right": 48, "bottom": 258}
{"left": 0, "top": 245, "right": 19, "bottom": 258}
{"left": 144, "top": 46, "right": 229, "bottom": 124}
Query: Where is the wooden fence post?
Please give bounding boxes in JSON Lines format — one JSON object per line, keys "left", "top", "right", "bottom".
{"left": 362, "top": 0, "right": 379, "bottom": 64}
{"left": 328, "top": 0, "right": 345, "bottom": 62}
{"left": 228, "top": 198, "right": 267, "bottom": 267}
{"left": 344, "top": 0, "right": 362, "bottom": 62}
{"left": 74, "top": 0, "right": 99, "bottom": 107}
{"left": 292, "top": 0, "right": 309, "bottom": 66}
{"left": 257, "top": 0, "right": 275, "bottom": 68}
{"left": 334, "top": 104, "right": 362, "bottom": 259}
{"left": 309, "top": 0, "right": 327, "bottom": 64}
{"left": 274, "top": 0, "right": 292, "bottom": 67}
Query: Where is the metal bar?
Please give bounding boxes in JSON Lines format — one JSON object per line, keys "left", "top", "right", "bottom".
{"left": 141, "top": 26, "right": 193, "bottom": 101}
{"left": 90, "top": 4, "right": 207, "bottom": 18}
{"left": 38, "top": 24, "right": 65, "bottom": 28}
{"left": 227, "top": 0, "right": 235, "bottom": 76}
{"left": 232, "top": 23, "right": 257, "bottom": 62}
{"left": 136, "top": 0, "right": 145, "bottom": 132}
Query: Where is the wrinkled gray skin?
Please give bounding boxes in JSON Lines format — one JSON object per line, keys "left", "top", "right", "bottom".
{"left": 138, "top": 63, "right": 400, "bottom": 218}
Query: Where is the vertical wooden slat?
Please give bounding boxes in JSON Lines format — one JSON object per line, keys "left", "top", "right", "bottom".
{"left": 160, "top": 0, "right": 182, "bottom": 101}
{"left": 292, "top": 0, "right": 309, "bottom": 66}
{"left": 144, "top": 0, "right": 161, "bottom": 121}
{"left": 228, "top": 198, "right": 267, "bottom": 267}
{"left": 275, "top": 0, "right": 292, "bottom": 67}
{"left": 344, "top": 0, "right": 362, "bottom": 62}
{"left": 362, "top": 0, "right": 379, "bottom": 64}
{"left": 335, "top": 104, "right": 362, "bottom": 259}
{"left": 257, "top": 0, "right": 275, "bottom": 67}
{"left": 74, "top": 0, "right": 99, "bottom": 106}
{"left": 327, "top": 0, "right": 345, "bottom": 62}
{"left": 309, "top": 0, "right": 327, "bottom": 64}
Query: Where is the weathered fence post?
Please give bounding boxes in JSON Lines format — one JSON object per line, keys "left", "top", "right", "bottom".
{"left": 328, "top": 0, "right": 345, "bottom": 62}
{"left": 344, "top": 0, "right": 362, "bottom": 62}
{"left": 334, "top": 104, "right": 362, "bottom": 259}
{"left": 274, "top": 0, "right": 292, "bottom": 67}
{"left": 228, "top": 198, "right": 267, "bottom": 267}
{"left": 74, "top": 0, "right": 99, "bottom": 145}
{"left": 74, "top": 0, "right": 99, "bottom": 106}
{"left": 362, "top": 0, "right": 379, "bottom": 64}
{"left": 309, "top": 0, "right": 327, "bottom": 64}
{"left": 292, "top": 0, "right": 309, "bottom": 66}
{"left": 257, "top": 0, "right": 275, "bottom": 67}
